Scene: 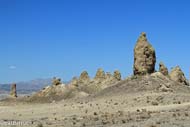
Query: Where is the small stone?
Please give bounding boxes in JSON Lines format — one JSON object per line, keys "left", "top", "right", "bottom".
{"left": 151, "top": 101, "right": 159, "bottom": 106}
{"left": 94, "top": 112, "right": 98, "bottom": 116}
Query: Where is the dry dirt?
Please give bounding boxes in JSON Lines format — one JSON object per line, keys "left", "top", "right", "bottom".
{"left": 1, "top": 74, "right": 190, "bottom": 127}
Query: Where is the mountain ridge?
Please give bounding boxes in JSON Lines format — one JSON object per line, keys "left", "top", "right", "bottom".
{"left": 0, "top": 78, "right": 52, "bottom": 94}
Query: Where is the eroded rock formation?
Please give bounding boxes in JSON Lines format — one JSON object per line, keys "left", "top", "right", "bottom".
{"left": 159, "top": 62, "right": 169, "bottom": 76}
{"left": 114, "top": 70, "right": 121, "bottom": 81}
{"left": 68, "top": 69, "right": 122, "bottom": 92}
{"left": 70, "top": 77, "right": 79, "bottom": 87}
{"left": 10, "top": 83, "right": 17, "bottom": 98}
{"left": 79, "top": 71, "right": 90, "bottom": 83}
{"left": 134, "top": 32, "right": 156, "bottom": 75}
{"left": 52, "top": 77, "right": 62, "bottom": 86}
{"left": 169, "top": 66, "right": 188, "bottom": 85}
{"left": 95, "top": 68, "right": 106, "bottom": 81}
{"left": 93, "top": 69, "right": 122, "bottom": 89}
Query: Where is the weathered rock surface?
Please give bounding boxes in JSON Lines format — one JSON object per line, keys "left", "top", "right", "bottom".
{"left": 69, "top": 71, "right": 91, "bottom": 88}
{"left": 114, "top": 70, "right": 121, "bottom": 81}
{"left": 29, "top": 77, "right": 69, "bottom": 102}
{"left": 79, "top": 71, "right": 90, "bottom": 83}
{"left": 159, "top": 62, "right": 169, "bottom": 76}
{"left": 92, "top": 69, "right": 122, "bottom": 89}
{"left": 52, "top": 77, "right": 62, "bottom": 86}
{"left": 133, "top": 32, "right": 156, "bottom": 75}
{"left": 169, "top": 66, "right": 188, "bottom": 85}
{"left": 68, "top": 69, "right": 122, "bottom": 94}
{"left": 94, "top": 68, "right": 106, "bottom": 81}
{"left": 10, "top": 83, "right": 17, "bottom": 98}
{"left": 70, "top": 77, "right": 79, "bottom": 87}
{"left": 105, "top": 72, "right": 113, "bottom": 79}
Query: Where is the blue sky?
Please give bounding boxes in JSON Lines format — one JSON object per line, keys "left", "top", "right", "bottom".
{"left": 0, "top": 0, "right": 189, "bottom": 83}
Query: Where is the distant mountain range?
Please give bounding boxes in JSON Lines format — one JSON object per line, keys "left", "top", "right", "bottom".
{"left": 0, "top": 78, "right": 52, "bottom": 94}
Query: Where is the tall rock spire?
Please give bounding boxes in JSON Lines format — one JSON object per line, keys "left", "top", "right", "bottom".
{"left": 133, "top": 32, "right": 156, "bottom": 75}
{"left": 10, "top": 83, "right": 17, "bottom": 98}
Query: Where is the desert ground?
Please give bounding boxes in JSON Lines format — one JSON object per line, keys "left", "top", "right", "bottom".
{"left": 1, "top": 74, "right": 190, "bottom": 127}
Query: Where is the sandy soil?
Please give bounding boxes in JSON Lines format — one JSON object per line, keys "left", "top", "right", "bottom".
{"left": 1, "top": 92, "right": 190, "bottom": 127}
{"left": 1, "top": 75, "right": 190, "bottom": 127}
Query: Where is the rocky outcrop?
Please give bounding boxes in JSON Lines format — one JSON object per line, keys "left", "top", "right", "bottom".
{"left": 10, "top": 83, "right": 17, "bottom": 98}
{"left": 52, "top": 77, "right": 62, "bottom": 86}
{"left": 133, "top": 32, "right": 156, "bottom": 75}
{"left": 68, "top": 69, "right": 122, "bottom": 93}
{"left": 169, "top": 66, "right": 188, "bottom": 85}
{"left": 70, "top": 77, "right": 79, "bottom": 87}
{"left": 79, "top": 71, "right": 90, "bottom": 83}
{"left": 159, "top": 62, "right": 169, "bottom": 76}
{"left": 93, "top": 69, "right": 122, "bottom": 89}
{"left": 105, "top": 72, "right": 113, "bottom": 79}
{"left": 69, "top": 71, "right": 90, "bottom": 88}
{"left": 26, "top": 32, "right": 190, "bottom": 103}
{"left": 114, "top": 70, "right": 121, "bottom": 81}
{"left": 95, "top": 68, "right": 106, "bottom": 81}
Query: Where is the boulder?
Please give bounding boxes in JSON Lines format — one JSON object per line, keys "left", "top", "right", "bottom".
{"left": 169, "top": 66, "right": 188, "bottom": 85}
{"left": 133, "top": 32, "right": 156, "bottom": 75}
{"left": 10, "top": 83, "right": 17, "bottom": 98}
{"left": 159, "top": 62, "right": 169, "bottom": 76}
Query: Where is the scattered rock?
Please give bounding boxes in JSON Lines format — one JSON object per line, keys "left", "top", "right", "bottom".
{"left": 94, "top": 112, "right": 98, "bottom": 116}
{"left": 133, "top": 32, "right": 156, "bottom": 75}
{"left": 151, "top": 101, "right": 159, "bottom": 106}
{"left": 169, "top": 66, "right": 188, "bottom": 85}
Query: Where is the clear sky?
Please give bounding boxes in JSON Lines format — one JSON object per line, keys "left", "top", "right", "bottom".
{"left": 0, "top": 0, "right": 189, "bottom": 83}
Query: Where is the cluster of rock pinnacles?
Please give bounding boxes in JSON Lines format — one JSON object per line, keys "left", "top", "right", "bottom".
{"left": 10, "top": 32, "right": 189, "bottom": 98}
{"left": 69, "top": 68, "right": 121, "bottom": 89}
{"left": 134, "top": 32, "right": 188, "bottom": 85}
